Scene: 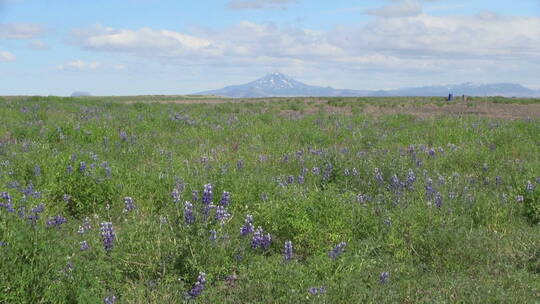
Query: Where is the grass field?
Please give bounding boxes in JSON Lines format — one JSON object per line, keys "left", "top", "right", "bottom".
{"left": 0, "top": 95, "right": 539, "bottom": 303}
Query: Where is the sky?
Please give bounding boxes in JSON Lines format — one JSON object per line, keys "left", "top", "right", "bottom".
{"left": 0, "top": 0, "right": 539, "bottom": 96}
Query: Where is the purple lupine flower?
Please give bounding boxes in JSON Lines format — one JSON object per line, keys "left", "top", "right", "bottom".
{"left": 329, "top": 242, "right": 347, "bottom": 259}
{"left": 323, "top": 164, "right": 333, "bottom": 181}
{"left": 78, "top": 217, "right": 92, "bottom": 234}
{"left": 297, "top": 175, "right": 305, "bottom": 184}
{"left": 374, "top": 168, "right": 383, "bottom": 183}
{"left": 100, "top": 222, "right": 116, "bottom": 252}
{"left": 184, "top": 202, "right": 195, "bottom": 225}
{"left": 186, "top": 272, "right": 206, "bottom": 299}
{"left": 191, "top": 190, "right": 199, "bottom": 202}
{"left": 236, "top": 159, "right": 244, "bottom": 170}
{"left": 308, "top": 287, "right": 318, "bottom": 295}
{"left": 66, "top": 165, "right": 73, "bottom": 174}
{"left": 1, "top": 191, "right": 11, "bottom": 202}
{"left": 46, "top": 215, "right": 67, "bottom": 228}
{"left": 80, "top": 240, "right": 89, "bottom": 251}
{"left": 215, "top": 206, "right": 231, "bottom": 223}
{"left": 283, "top": 240, "right": 293, "bottom": 261}
{"left": 312, "top": 167, "right": 320, "bottom": 175}
{"left": 526, "top": 180, "right": 534, "bottom": 192}
{"left": 319, "top": 286, "right": 327, "bottom": 294}
{"left": 202, "top": 184, "right": 213, "bottom": 205}
{"left": 428, "top": 148, "right": 436, "bottom": 157}
{"left": 0, "top": 241, "right": 6, "bottom": 247}
{"left": 240, "top": 215, "right": 254, "bottom": 236}
{"left": 209, "top": 230, "right": 217, "bottom": 242}
{"left": 344, "top": 168, "right": 350, "bottom": 176}
{"left": 119, "top": 130, "right": 128, "bottom": 142}
{"left": 34, "top": 165, "right": 41, "bottom": 177}
{"left": 380, "top": 272, "right": 390, "bottom": 284}
{"left": 383, "top": 218, "right": 392, "bottom": 227}
{"left": 251, "top": 227, "right": 272, "bottom": 250}
{"left": 357, "top": 193, "right": 368, "bottom": 204}
{"left": 219, "top": 191, "right": 231, "bottom": 206}
{"left": 516, "top": 195, "right": 524, "bottom": 203}
{"left": 406, "top": 169, "right": 416, "bottom": 186}
{"left": 171, "top": 188, "right": 181, "bottom": 203}
{"left": 287, "top": 175, "right": 295, "bottom": 185}
{"left": 79, "top": 161, "right": 87, "bottom": 173}
{"left": 390, "top": 174, "right": 400, "bottom": 189}
{"left": 104, "top": 166, "right": 111, "bottom": 178}
{"left": 435, "top": 192, "right": 443, "bottom": 208}
{"left": 30, "top": 203, "right": 44, "bottom": 214}
{"left": 103, "top": 295, "right": 116, "bottom": 304}
{"left": 123, "top": 196, "right": 136, "bottom": 212}
{"left": 62, "top": 194, "right": 71, "bottom": 203}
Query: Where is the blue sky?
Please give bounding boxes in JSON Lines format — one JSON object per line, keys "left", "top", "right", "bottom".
{"left": 1, "top": 0, "right": 539, "bottom": 95}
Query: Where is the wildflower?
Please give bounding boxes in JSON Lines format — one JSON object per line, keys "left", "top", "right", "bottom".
{"left": 123, "top": 196, "right": 136, "bottom": 212}
{"left": 0, "top": 241, "right": 6, "bottom": 247}
{"left": 79, "top": 161, "right": 87, "bottom": 173}
{"left": 119, "top": 130, "right": 128, "bottom": 142}
{"left": 215, "top": 206, "right": 231, "bottom": 223}
{"left": 209, "top": 230, "right": 217, "bottom": 242}
{"left": 516, "top": 195, "right": 524, "bottom": 203}
{"left": 308, "top": 287, "right": 318, "bottom": 295}
{"left": 297, "top": 175, "right": 305, "bottom": 184}
{"left": 287, "top": 175, "right": 295, "bottom": 184}
{"left": 78, "top": 217, "right": 92, "bottom": 234}
{"left": 240, "top": 215, "right": 254, "bottom": 236}
{"left": 202, "top": 184, "right": 213, "bottom": 205}
{"left": 383, "top": 218, "right": 392, "bottom": 227}
{"left": 100, "top": 222, "right": 116, "bottom": 252}
{"left": 30, "top": 203, "right": 44, "bottom": 214}
{"left": 186, "top": 272, "right": 206, "bottom": 299}
{"left": 526, "top": 180, "right": 534, "bottom": 192}
{"left": 103, "top": 295, "right": 117, "bottom": 304}
{"left": 66, "top": 165, "right": 73, "bottom": 174}
{"left": 219, "top": 191, "right": 231, "bottom": 206}
{"left": 329, "top": 242, "right": 347, "bottom": 259}
{"left": 236, "top": 159, "right": 244, "bottom": 170}
{"left": 380, "top": 272, "right": 390, "bottom": 284}
{"left": 406, "top": 169, "right": 416, "bottom": 187}
{"left": 312, "top": 167, "right": 320, "bottom": 175}
{"left": 46, "top": 215, "right": 67, "bottom": 228}
{"left": 80, "top": 240, "right": 89, "bottom": 251}
{"left": 63, "top": 194, "right": 71, "bottom": 203}
{"left": 251, "top": 227, "right": 272, "bottom": 250}
{"left": 374, "top": 168, "right": 383, "bottom": 183}
{"left": 357, "top": 193, "right": 368, "bottom": 204}
{"left": 191, "top": 190, "right": 199, "bottom": 202}
{"left": 283, "top": 240, "right": 294, "bottom": 261}
{"left": 171, "top": 188, "right": 181, "bottom": 203}
{"left": 435, "top": 192, "right": 443, "bottom": 208}
{"left": 496, "top": 176, "right": 503, "bottom": 185}
{"left": 184, "top": 202, "right": 195, "bottom": 225}
{"left": 34, "top": 165, "right": 41, "bottom": 177}
{"left": 428, "top": 148, "right": 435, "bottom": 157}
{"left": 0, "top": 192, "right": 11, "bottom": 203}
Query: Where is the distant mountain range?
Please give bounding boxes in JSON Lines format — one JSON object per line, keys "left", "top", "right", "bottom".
{"left": 196, "top": 73, "right": 540, "bottom": 98}
{"left": 71, "top": 91, "right": 92, "bottom": 97}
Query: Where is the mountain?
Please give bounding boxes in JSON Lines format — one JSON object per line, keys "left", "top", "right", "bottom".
{"left": 71, "top": 91, "right": 92, "bottom": 97}
{"left": 376, "top": 82, "right": 539, "bottom": 97}
{"left": 196, "top": 73, "right": 540, "bottom": 98}
{"left": 197, "top": 73, "right": 368, "bottom": 98}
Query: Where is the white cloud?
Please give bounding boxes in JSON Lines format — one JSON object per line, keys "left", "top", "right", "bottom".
{"left": 365, "top": 0, "right": 423, "bottom": 18}
{"left": 57, "top": 60, "right": 100, "bottom": 71}
{"left": 28, "top": 40, "right": 48, "bottom": 50}
{"left": 227, "top": 0, "right": 297, "bottom": 10}
{"left": 0, "top": 50, "right": 15, "bottom": 62}
{"left": 68, "top": 13, "right": 540, "bottom": 88}
{"left": 0, "top": 23, "right": 46, "bottom": 40}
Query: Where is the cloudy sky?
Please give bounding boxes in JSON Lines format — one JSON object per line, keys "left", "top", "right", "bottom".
{"left": 1, "top": 0, "right": 539, "bottom": 95}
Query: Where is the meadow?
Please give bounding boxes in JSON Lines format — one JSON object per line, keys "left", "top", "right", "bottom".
{"left": 0, "top": 95, "right": 539, "bottom": 303}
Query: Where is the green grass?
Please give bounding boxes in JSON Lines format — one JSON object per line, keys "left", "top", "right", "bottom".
{"left": 0, "top": 96, "right": 539, "bottom": 303}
